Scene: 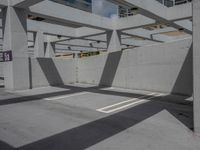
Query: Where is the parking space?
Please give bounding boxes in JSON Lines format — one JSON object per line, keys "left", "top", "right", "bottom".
{"left": 0, "top": 84, "right": 196, "bottom": 150}
{"left": 12, "top": 84, "right": 166, "bottom": 113}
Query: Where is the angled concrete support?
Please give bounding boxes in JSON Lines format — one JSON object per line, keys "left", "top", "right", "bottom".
{"left": 193, "top": 0, "right": 200, "bottom": 134}
{"left": 107, "top": 30, "right": 122, "bottom": 52}
{"left": 11, "top": 0, "right": 44, "bottom": 8}
{"left": 2, "top": 5, "right": 30, "bottom": 90}
{"left": 2, "top": 6, "right": 28, "bottom": 57}
{"left": 34, "top": 31, "right": 44, "bottom": 57}
{"left": 45, "top": 36, "right": 55, "bottom": 57}
{"left": 45, "top": 42, "right": 55, "bottom": 57}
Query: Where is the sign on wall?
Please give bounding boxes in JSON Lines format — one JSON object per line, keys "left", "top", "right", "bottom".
{"left": 0, "top": 51, "right": 13, "bottom": 62}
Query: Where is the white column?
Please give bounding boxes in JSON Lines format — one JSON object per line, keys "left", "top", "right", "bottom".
{"left": 193, "top": 0, "right": 200, "bottom": 134}
{"left": 2, "top": 5, "right": 30, "bottom": 90}
{"left": 107, "top": 30, "right": 122, "bottom": 52}
{"left": 34, "top": 31, "right": 44, "bottom": 57}
{"left": 45, "top": 36, "right": 55, "bottom": 57}
{"left": 2, "top": 6, "right": 28, "bottom": 57}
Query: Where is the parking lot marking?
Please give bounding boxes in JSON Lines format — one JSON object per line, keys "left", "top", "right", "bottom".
{"left": 44, "top": 92, "right": 89, "bottom": 101}
{"left": 97, "top": 93, "right": 164, "bottom": 113}
{"left": 97, "top": 93, "right": 155, "bottom": 110}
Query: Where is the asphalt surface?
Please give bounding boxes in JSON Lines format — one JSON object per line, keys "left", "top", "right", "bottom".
{"left": 0, "top": 84, "right": 199, "bottom": 150}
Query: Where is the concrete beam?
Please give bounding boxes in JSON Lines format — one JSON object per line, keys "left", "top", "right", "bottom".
{"left": 55, "top": 43, "right": 106, "bottom": 50}
{"left": 11, "top": 0, "right": 44, "bottom": 8}
{"left": 0, "top": 0, "right": 8, "bottom": 8}
{"left": 121, "top": 38, "right": 157, "bottom": 47}
{"left": 28, "top": 0, "right": 114, "bottom": 30}
{"left": 27, "top": 20, "right": 106, "bottom": 40}
{"left": 110, "top": 0, "right": 192, "bottom": 34}
{"left": 193, "top": 0, "right": 200, "bottom": 134}
{"left": 121, "top": 31, "right": 163, "bottom": 43}
{"left": 167, "top": 3, "right": 192, "bottom": 21}
{"left": 114, "top": 14, "right": 155, "bottom": 31}
{"left": 76, "top": 27, "right": 105, "bottom": 38}
{"left": 109, "top": 0, "right": 192, "bottom": 21}
{"left": 122, "top": 27, "right": 177, "bottom": 42}
{"left": 174, "top": 20, "right": 192, "bottom": 32}
{"left": 27, "top": 19, "right": 76, "bottom": 37}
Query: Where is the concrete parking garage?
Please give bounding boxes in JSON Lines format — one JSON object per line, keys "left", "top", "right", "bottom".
{"left": 0, "top": 0, "right": 200, "bottom": 149}
{"left": 0, "top": 83, "right": 197, "bottom": 150}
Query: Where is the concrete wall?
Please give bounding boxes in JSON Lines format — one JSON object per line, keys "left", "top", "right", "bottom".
{"left": 78, "top": 38, "right": 193, "bottom": 96}
{"left": 4, "top": 57, "right": 77, "bottom": 90}
{"left": 30, "top": 58, "right": 76, "bottom": 88}
{"left": 0, "top": 63, "right": 3, "bottom": 77}
{"left": 193, "top": 0, "right": 200, "bottom": 134}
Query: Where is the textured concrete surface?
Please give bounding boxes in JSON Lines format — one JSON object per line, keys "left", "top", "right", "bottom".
{"left": 0, "top": 84, "right": 198, "bottom": 150}
{"left": 78, "top": 38, "right": 193, "bottom": 96}
{"left": 30, "top": 57, "right": 76, "bottom": 88}
{"left": 0, "top": 63, "right": 3, "bottom": 77}
{"left": 2, "top": 57, "right": 77, "bottom": 90}
{"left": 193, "top": 0, "right": 200, "bottom": 134}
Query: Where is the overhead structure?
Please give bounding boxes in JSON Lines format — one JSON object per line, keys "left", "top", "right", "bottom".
{"left": 0, "top": 0, "right": 199, "bottom": 135}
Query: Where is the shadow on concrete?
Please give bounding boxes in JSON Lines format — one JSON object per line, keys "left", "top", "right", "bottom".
{"left": 0, "top": 85, "right": 5, "bottom": 88}
{"left": 171, "top": 44, "right": 193, "bottom": 96}
{"left": 0, "top": 42, "right": 194, "bottom": 149}
{"left": 0, "top": 98, "right": 193, "bottom": 150}
{"left": 0, "top": 87, "right": 80, "bottom": 106}
{"left": 37, "top": 58, "right": 64, "bottom": 86}
{"left": 0, "top": 77, "right": 4, "bottom": 88}
{"left": 0, "top": 84, "right": 192, "bottom": 126}
{"left": 99, "top": 51, "right": 122, "bottom": 87}
{"left": 0, "top": 140, "right": 13, "bottom": 150}
{"left": 0, "top": 85, "right": 151, "bottom": 106}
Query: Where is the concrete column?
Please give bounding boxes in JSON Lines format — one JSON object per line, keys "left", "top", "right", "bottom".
{"left": 2, "top": 6, "right": 28, "bottom": 57}
{"left": 193, "top": 0, "right": 200, "bottom": 134}
{"left": 2, "top": 5, "right": 30, "bottom": 90}
{"left": 45, "top": 38, "right": 55, "bottom": 58}
{"left": 107, "top": 30, "right": 122, "bottom": 52}
{"left": 34, "top": 31, "right": 45, "bottom": 57}
{"left": 44, "top": 35, "right": 55, "bottom": 57}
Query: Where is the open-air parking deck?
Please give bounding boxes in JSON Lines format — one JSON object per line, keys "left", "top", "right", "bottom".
{"left": 0, "top": 0, "right": 200, "bottom": 149}
{"left": 0, "top": 84, "right": 197, "bottom": 150}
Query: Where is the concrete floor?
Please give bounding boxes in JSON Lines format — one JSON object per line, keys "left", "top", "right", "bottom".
{"left": 0, "top": 84, "right": 199, "bottom": 150}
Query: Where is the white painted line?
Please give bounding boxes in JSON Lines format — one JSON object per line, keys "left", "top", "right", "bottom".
{"left": 97, "top": 93, "right": 156, "bottom": 111}
{"left": 97, "top": 93, "right": 164, "bottom": 113}
{"left": 44, "top": 92, "right": 89, "bottom": 101}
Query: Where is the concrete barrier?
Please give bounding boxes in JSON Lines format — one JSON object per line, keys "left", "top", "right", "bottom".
{"left": 30, "top": 57, "right": 76, "bottom": 88}
{"left": 78, "top": 38, "right": 193, "bottom": 96}
{"left": 3, "top": 57, "right": 77, "bottom": 90}
{"left": 3, "top": 38, "right": 193, "bottom": 95}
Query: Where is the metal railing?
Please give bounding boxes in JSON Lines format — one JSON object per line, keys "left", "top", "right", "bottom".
{"left": 156, "top": 0, "right": 192, "bottom": 7}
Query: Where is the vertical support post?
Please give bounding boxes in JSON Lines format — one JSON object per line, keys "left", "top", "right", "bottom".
{"left": 107, "top": 30, "right": 122, "bottom": 52}
{"left": 34, "top": 31, "right": 44, "bottom": 57}
{"left": 193, "top": 0, "right": 200, "bottom": 134}
{"left": 45, "top": 36, "right": 55, "bottom": 58}
{"left": 172, "top": 0, "right": 175, "bottom": 6}
{"left": 2, "top": 6, "right": 28, "bottom": 57}
{"left": 2, "top": 5, "right": 30, "bottom": 90}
